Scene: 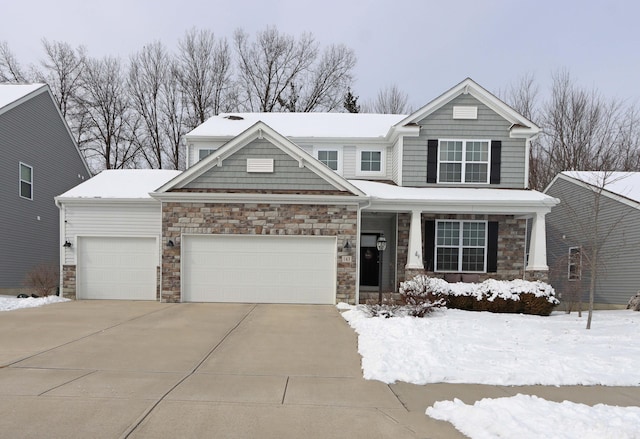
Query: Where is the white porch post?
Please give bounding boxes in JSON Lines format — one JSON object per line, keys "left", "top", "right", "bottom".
{"left": 526, "top": 211, "right": 549, "bottom": 271}
{"left": 406, "top": 209, "right": 424, "bottom": 269}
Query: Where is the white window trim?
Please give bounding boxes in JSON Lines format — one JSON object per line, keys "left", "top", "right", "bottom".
{"left": 313, "top": 146, "right": 343, "bottom": 174}
{"left": 356, "top": 146, "right": 386, "bottom": 177}
{"left": 436, "top": 139, "right": 491, "bottom": 184}
{"left": 19, "top": 162, "right": 33, "bottom": 200}
{"left": 568, "top": 246, "right": 582, "bottom": 281}
{"left": 434, "top": 220, "right": 488, "bottom": 273}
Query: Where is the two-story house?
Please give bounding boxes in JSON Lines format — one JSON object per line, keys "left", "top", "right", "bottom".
{"left": 0, "top": 84, "right": 90, "bottom": 294}
{"left": 56, "top": 78, "right": 558, "bottom": 304}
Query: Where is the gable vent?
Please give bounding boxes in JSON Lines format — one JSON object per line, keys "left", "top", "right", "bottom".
{"left": 453, "top": 106, "right": 478, "bottom": 120}
{"left": 247, "top": 158, "right": 274, "bottom": 173}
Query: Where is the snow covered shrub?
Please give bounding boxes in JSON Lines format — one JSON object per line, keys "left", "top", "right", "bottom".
{"left": 627, "top": 292, "right": 640, "bottom": 311}
{"left": 399, "top": 275, "right": 447, "bottom": 317}
{"left": 400, "top": 275, "right": 559, "bottom": 316}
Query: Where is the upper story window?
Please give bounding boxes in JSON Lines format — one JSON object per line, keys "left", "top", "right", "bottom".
{"left": 568, "top": 246, "right": 582, "bottom": 280}
{"left": 19, "top": 162, "right": 33, "bottom": 200}
{"left": 435, "top": 220, "right": 487, "bottom": 272}
{"left": 438, "top": 140, "right": 490, "bottom": 183}
{"left": 356, "top": 147, "right": 385, "bottom": 176}
{"left": 313, "top": 147, "right": 342, "bottom": 174}
{"left": 198, "top": 149, "right": 215, "bottom": 161}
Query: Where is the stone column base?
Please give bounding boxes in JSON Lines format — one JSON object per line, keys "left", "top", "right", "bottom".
{"left": 525, "top": 270, "right": 549, "bottom": 282}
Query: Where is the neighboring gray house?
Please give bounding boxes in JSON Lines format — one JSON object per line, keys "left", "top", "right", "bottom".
{"left": 56, "top": 78, "right": 559, "bottom": 304}
{"left": 0, "top": 84, "right": 90, "bottom": 294}
{"left": 545, "top": 171, "right": 640, "bottom": 307}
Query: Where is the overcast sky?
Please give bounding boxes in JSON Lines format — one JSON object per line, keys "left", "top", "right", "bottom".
{"left": 2, "top": 0, "right": 638, "bottom": 111}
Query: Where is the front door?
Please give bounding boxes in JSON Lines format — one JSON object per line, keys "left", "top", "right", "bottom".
{"left": 360, "top": 234, "right": 380, "bottom": 286}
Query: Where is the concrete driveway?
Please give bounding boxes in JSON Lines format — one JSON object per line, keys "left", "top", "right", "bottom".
{"left": 1, "top": 302, "right": 638, "bottom": 438}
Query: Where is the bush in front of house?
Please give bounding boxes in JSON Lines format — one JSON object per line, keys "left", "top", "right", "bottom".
{"left": 400, "top": 275, "right": 559, "bottom": 316}
{"left": 397, "top": 276, "right": 447, "bottom": 317}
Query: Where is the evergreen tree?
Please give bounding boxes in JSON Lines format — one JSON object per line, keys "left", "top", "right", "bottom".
{"left": 343, "top": 88, "right": 360, "bottom": 113}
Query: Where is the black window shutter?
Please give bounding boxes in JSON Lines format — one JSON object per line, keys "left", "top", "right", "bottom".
{"left": 487, "top": 221, "right": 499, "bottom": 272}
{"left": 490, "top": 140, "right": 501, "bottom": 184}
{"left": 424, "top": 220, "right": 436, "bottom": 270}
{"left": 427, "top": 139, "right": 438, "bottom": 183}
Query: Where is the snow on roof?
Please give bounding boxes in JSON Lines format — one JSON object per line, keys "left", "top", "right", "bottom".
{"left": 57, "top": 169, "right": 181, "bottom": 199}
{"left": 0, "top": 84, "right": 46, "bottom": 110}
{"left": 186, "top": 112, "right": 407, "bottom": 139}
{"left": 350, "top": 180, "right": 557, "bottom": 204}
{"left": 562, "top": 171, "right": 640, "bottom": 204}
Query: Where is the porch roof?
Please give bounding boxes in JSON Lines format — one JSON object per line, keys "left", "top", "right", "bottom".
{"left": 350, "top": 180, "right": 559, "bottom": 214}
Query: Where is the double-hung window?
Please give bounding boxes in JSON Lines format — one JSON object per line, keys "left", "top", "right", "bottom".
{"left": 318, "top": 150, "right": 339, "bottom": 171}
{"left": 198, "top": 149, "right": 215, "bottom": 161}
{"left": 568, "top": 247, "right": 582, "bottom": 280}
{"left": 438, "top": 140, "right": 489, "bottom": 183}
{"left": 19, "top": 162, "right": 33, "bottom": 200}
{"left": 435, "top": 220, "right": 487, "bottom": 272}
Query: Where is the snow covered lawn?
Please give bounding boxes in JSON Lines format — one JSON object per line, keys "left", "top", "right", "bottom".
{"left": 340, "top": 306, "right": 640, "bottom": 439}
{"left": 427, "top": 394, "right": 640, "bottom": 439}
{"left": 340, "top": 306, "right": 640, "bottom": 386}
{"left": 0, "top": 295, "right": 70, "bottom": 312}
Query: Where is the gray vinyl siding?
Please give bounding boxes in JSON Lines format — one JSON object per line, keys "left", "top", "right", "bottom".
{"left": 402, "top": 94, "right": 527, "bottom": 188}
{"left": 61, "top": 202, "right": 162, "bottom": 265}
{"left": 185, "top": 138, "right": 337, "bottom": 191}
{"left": 0, "top": 90, "right": 90, "bottom": 289}
{"left": 545, "top": 177, "right": 640, "bottom": 305}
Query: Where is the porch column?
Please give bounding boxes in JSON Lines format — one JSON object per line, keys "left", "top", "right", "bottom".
{"left": 526, "top": 211, "right": 549, "bottom": 271}
{"left": 406, "top": 209, "right": 424, "bottom": 269}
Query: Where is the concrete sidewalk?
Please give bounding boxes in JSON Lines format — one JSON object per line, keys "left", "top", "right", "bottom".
{"left": 0, "top": 301, "right": 637, "bottom": 438}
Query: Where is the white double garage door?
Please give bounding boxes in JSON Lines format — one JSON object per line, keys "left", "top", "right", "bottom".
{"left": 77, "top": 235, "right": 336, "bottom": 304}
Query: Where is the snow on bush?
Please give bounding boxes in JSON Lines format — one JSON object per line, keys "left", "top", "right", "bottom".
{"left": 400, "top": 275, "right": 559, "bottom": 316}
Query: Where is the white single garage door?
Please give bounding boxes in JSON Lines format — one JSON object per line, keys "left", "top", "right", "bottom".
{"left": 77, "top": 237, "right": 157, "bottom": 300}
{"left": 182, "top": 235, "right": 336, "bottom": 304}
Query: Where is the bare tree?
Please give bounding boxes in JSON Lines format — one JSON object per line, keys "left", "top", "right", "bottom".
{"left": 78, "top": 56, "right": 139, "bottom": 171}
{"left": 0, "top": 41, "right": 28, "bottom": 82}
{"left": 364, "top": 84, "right": 410, "bottom": 114}
{"left": 176, "top": 28, "right": 233, "bottom": 128}
{"left": 278, "top": 44, "right": 356, "bottom": 112}
{"left": 234, "top": 26, "right": 317, "bottom": 112}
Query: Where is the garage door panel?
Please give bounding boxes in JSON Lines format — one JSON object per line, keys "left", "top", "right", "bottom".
{"left": 77, "top": 237, "right": 157, "bottom": 300}
{"left": 182, "top": 235, "right": 336, "bottom": 304}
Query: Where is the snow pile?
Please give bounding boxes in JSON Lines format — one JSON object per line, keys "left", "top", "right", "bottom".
{"left": 340, "top": 307, "right": 640, "bottom": 386}
{"left": 426, "top": 394, "right": 640, "bottom": 439}
{"left": 0, "top": 295, "right": 70, "bottom": 312}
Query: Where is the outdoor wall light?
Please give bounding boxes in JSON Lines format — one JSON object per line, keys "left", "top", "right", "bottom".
{"left": 343, "top": 240, "right": 351, "bottom": 251}
{"left": 167, "top": 240, "right": 175, "bottom": 247}
{"left": 63, "top": 241, "right": 72, "bottom": 248}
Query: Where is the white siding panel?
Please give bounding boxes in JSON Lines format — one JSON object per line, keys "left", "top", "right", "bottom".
{"left": 182, "top": 235, "right": 336, "bottom": 304}
{"left": 63, "top": 202, "right": 162, "bottom": 265}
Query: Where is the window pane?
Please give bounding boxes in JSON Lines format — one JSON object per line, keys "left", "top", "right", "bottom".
{"left": 440, "top": 141, "right": 462, "bottom": 161}
{"left": 437, "top": 222, "right": 459, "bottom": 246}
{"left": 437, "top": 248, "right": 459, "bottom": 271}
{"left": 20, "top": 181, "right": 32, "bottom": 199}
{"left": 462, "top": 248, "right": 485, "bottom": 271}
{"left": 463, "top": 222, "right": 486, "bottom": 246}
{"left": 20, "top": 164, "right": 32, "bottom": 182}
{"left": 199, "top": 149, "right": 213, "bottom": 160}
{"left": 361, "top": 151, "right": 381, "bottom": 172}
{"left": 465, "top": 141, "right": 488, "bottom": 162}
{"left": 319, "top": 150, "right": 338, "bottom": 170}
{"left": 439, "top": 163, "right": 462, "bottom": 182}
{"left": 465, "top": 163, "right": 488, "bottom": 183}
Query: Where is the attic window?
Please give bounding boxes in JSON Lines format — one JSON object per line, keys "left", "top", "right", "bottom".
{"left": 247, "top": 158, "right": 274, "bottom": 173}
{"left": 453, "top": 106, "right": 478, "bottom": 120}
{"left": 225, "top": 115, "right": 244, "bottom": 120}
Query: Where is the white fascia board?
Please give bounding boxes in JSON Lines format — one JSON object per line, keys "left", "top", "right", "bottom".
{"left": 510, "top": 125, "right": 540, "bottom": 139}
{"left": 363, "top": 199, "right": 557, "bottom": 215}
{"left": 150, "top": 191, "right": 368, "bottom": 205}
{"left": 55, "top": 197, "right": 160, "bottom": 206}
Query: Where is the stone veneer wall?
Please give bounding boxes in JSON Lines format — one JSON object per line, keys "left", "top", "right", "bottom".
{"left": 162, "top": 202, "right": 359, "bottom": 303}
{"left": 62, "top": 265, "right": 76, "bottom": 299}
{"left": 395, "top": 214, "right": 547, "bottom": 286}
